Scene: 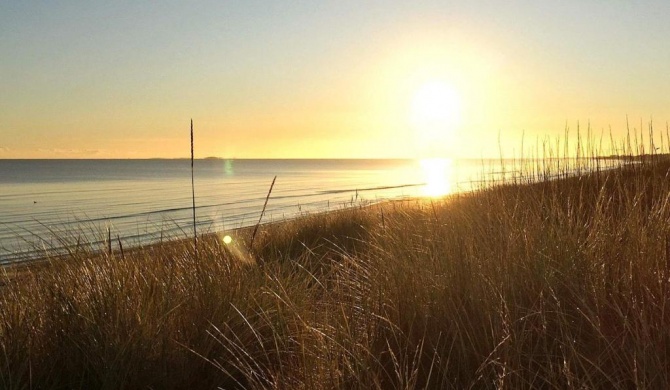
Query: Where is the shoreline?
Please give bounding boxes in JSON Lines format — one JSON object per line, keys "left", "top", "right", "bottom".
{"left": 0, "top": 155, "right": 646, "bottom": 270}
{"left": 0, "top": 157, "right": 648, "bottom": 278}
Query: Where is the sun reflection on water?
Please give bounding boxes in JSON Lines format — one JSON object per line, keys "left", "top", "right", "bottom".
{"left": 419, "top": 158, "right": 452, "bottom": 197}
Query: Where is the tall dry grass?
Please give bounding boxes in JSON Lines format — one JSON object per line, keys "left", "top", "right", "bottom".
{"left": 1, "top": 132, "right": 670, "bottom": 389}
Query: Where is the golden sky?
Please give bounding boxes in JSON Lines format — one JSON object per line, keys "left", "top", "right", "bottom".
{"left": 1, "top": 1, "right": 669, "bottom": 159}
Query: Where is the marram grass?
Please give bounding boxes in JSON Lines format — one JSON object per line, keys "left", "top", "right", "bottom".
{"left": 2, "top": 150, "right": 670, "bottom": 389}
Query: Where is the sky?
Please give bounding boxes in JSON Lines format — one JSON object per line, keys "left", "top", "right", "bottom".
{"left": 1, "top": 1, "right": 669, "bottom": 159}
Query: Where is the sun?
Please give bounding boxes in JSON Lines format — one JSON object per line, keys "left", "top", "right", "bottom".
{"left": 409, "top": 80, "right": 462, "bottom": 149}
{"left": 410, "top": 81, "right": 461, "bottom": 126}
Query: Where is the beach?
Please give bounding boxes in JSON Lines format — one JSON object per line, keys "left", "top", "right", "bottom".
{"left": 2, "top": 155, "right": 669, "bottom": 388}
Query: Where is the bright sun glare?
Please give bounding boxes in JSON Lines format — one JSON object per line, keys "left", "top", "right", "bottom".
{"left": 410, "top": 81, "right": 462, "bottom": 129}
{"left": 420, "top": 158, "right": 452, "bottom": 197}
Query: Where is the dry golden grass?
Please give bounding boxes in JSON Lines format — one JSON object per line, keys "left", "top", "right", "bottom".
{"left": 2, "top": 150, "right": 670, "bottom": 389}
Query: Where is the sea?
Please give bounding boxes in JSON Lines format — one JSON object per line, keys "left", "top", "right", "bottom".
{"left": 0, "top": 158, "right": 605, "bottom": 265}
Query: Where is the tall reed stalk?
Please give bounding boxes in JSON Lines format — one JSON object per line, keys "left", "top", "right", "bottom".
{"left": 250, "top": 175, "right": 276, "bottom": 252}
{"left": 191, "top": 119, "right": 197, "bottom": 252}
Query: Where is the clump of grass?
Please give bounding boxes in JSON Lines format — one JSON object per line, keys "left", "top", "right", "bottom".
{"left": 2, "top": 130, "right": 670, "bottom": 388}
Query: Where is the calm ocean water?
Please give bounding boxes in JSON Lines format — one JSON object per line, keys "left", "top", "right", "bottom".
{"left": 0, "top": 158, "right": 595, "bottom": 264}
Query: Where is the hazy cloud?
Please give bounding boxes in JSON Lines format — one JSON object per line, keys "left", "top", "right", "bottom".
{"left": 0, "top": 147, "right": 9, "bottom": 153}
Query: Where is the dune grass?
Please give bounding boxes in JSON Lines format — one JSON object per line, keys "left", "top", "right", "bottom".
{"left": 2, "top": 142, "right": 670, "bottom": 388}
